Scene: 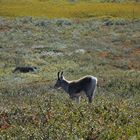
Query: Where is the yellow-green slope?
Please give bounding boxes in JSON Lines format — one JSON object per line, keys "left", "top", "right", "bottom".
{"left": 0, "top": 1, "right": 140, "bottom": 18}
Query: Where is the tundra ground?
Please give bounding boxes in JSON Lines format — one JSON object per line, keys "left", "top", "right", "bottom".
{"left": 0, "top": 17, "right": 140, "bottom": 139}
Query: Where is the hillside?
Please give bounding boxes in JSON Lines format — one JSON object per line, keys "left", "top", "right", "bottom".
{"left": 0, "top": 16, "right": 140, "bottom": 139}
{"left": 0, "top": 0, "right": 140, "bottom": 18}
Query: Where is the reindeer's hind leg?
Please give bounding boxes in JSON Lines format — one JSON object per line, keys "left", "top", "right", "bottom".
{"left": 85, "top": 90, "right": 93, "bottom": 103}
{"left": 86, "top": 85, "right": 96, "bottom": 103}
{"left": 87, "top": 93, "right": 93, "bottom": 103}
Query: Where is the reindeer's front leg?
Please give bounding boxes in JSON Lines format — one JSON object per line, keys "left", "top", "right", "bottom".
{"left": 70, "top": 94, "right": 81, "bottom": 103}
{"left": 76, "top": 96, "right": 81, "bottom": 103}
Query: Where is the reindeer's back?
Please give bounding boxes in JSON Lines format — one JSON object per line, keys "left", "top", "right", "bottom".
{"left": 69, "top": 76, "right": 97, "bottom": 93}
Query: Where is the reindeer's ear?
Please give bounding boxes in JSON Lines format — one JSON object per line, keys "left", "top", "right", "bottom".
{"left": 57, "top": 71, "right": 60, "bottom": 79}
{"left": 60, "top": 71, "right": 63, "bottom": 78}
{"left": 61, "top": 71, "right": 63, "bottom": 76}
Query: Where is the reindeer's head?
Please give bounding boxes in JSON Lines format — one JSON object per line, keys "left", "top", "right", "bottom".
{"left": 54, "top": 71, "right": 64, "bottom": 88}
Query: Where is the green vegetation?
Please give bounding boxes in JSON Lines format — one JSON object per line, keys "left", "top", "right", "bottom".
{"left": 0, "top": 17, "right": 140, "bottom": 139}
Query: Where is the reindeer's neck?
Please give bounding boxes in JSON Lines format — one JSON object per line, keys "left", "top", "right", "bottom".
{"left": 61, "top": 78, "right": 69, "bottom": 93}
